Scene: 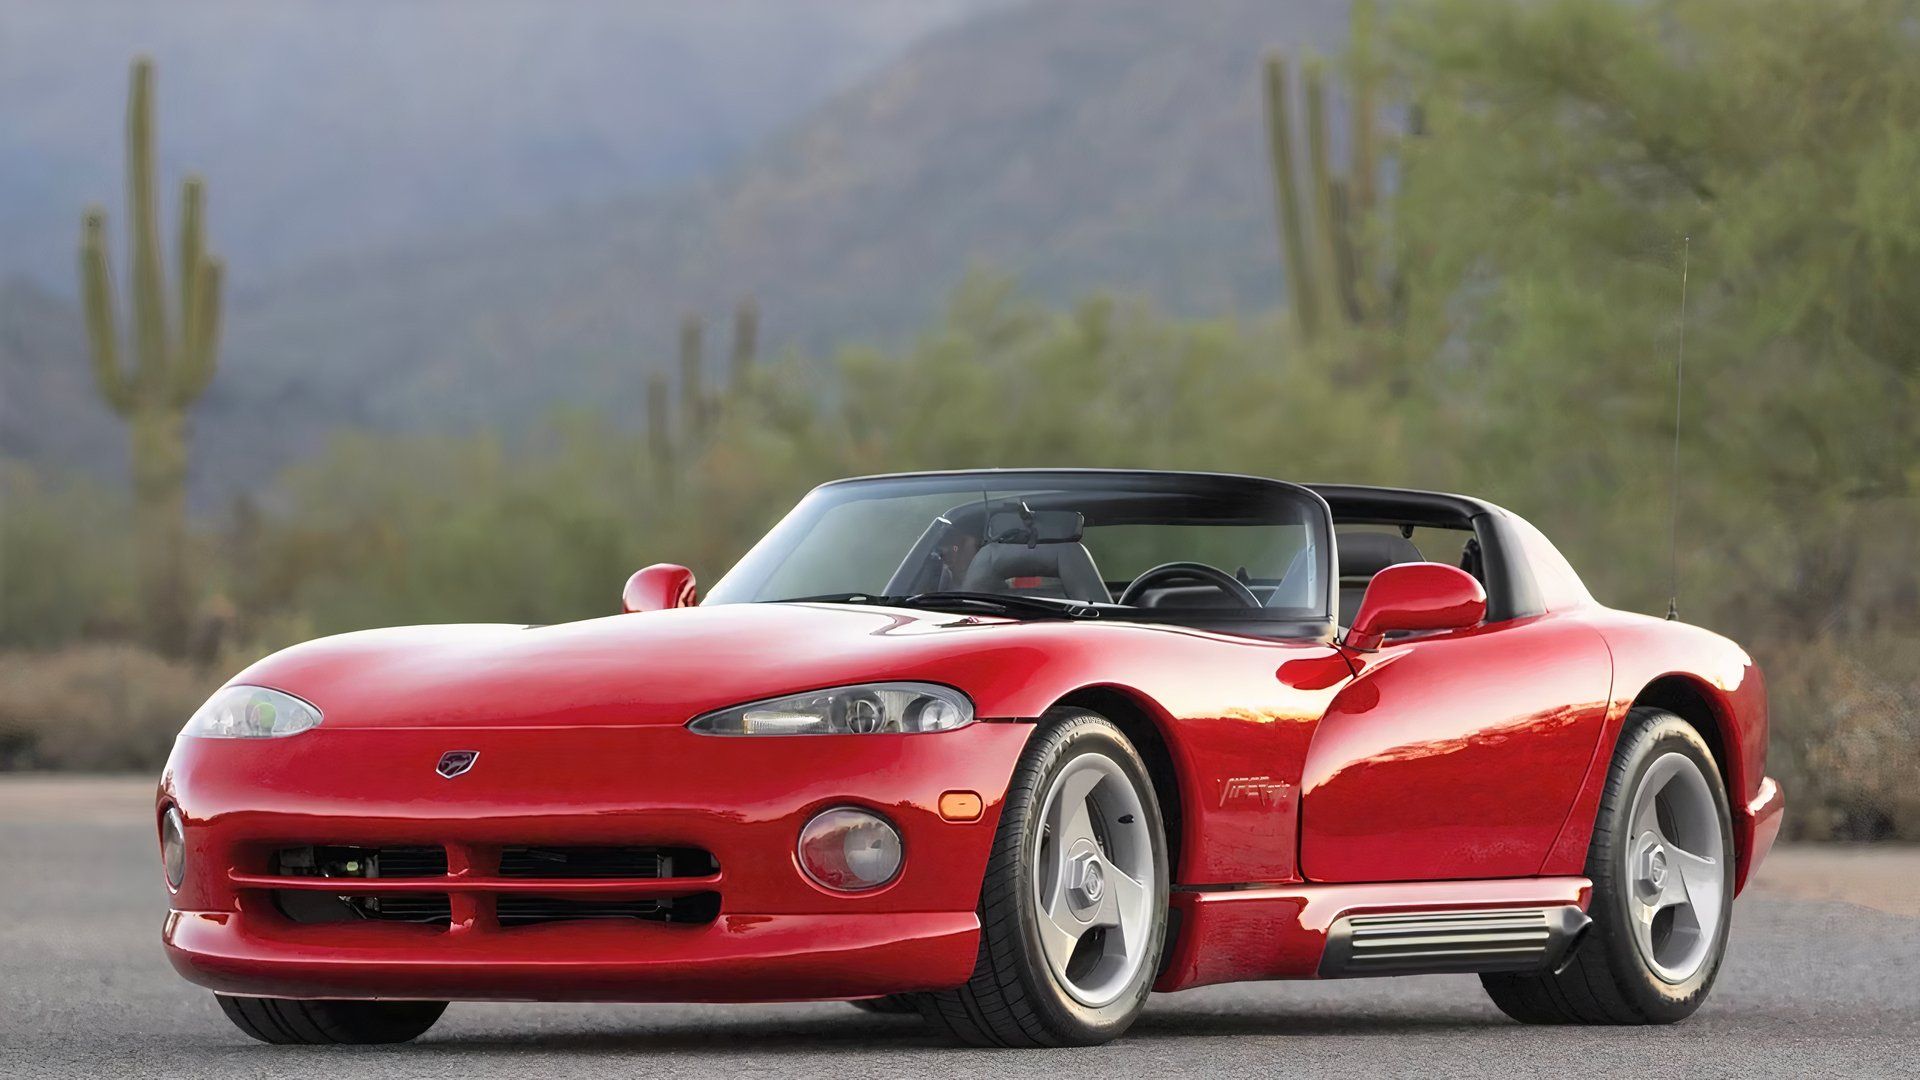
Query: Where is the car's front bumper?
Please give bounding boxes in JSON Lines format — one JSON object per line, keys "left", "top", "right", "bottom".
{"left": 164, "top": 909, "right": 979, "bottom": 1002}
{"left": 157, "top": 721, "right": 1034, "bottom": 1002}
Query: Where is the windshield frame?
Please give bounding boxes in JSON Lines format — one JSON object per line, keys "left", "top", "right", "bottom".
{"left": 704, "top": 469, "right": 1339, "bottom": 639}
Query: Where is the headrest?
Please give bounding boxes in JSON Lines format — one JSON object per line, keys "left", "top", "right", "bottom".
{"left": 1339, "top": 531, "right": 1425, "bottom": 579}
{"left": 971, "top": 541, "right": 1084, "bottom": 579}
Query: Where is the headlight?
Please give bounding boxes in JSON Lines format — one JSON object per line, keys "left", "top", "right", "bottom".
{"left": 686, "top": 682, "right": 973, "bottom": 736}
{"left": 182, "top": 685, "right": 322, "bottom": 739}
{"left": 160, "top": 805, "right": 186, "bottom": 890}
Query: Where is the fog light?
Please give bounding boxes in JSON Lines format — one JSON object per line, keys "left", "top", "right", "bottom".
{"left": 160, "top": 806, "right": 186, "bottom": 890}
{"left": 797, "top": 807, "right": 902, "bottom": 891}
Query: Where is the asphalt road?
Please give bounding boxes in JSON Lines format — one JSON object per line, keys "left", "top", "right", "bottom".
{"left": 3, "top": 778, "right": 1916, "bottom": 1079}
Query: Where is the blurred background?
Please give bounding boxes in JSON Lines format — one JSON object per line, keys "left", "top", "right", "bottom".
{"left": 0, "top": 0, "right": 1913, "bottom": 840}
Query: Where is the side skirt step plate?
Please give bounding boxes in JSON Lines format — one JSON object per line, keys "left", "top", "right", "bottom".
{"left": 1318, "top": 905, "right": 1590, "bottom": 978}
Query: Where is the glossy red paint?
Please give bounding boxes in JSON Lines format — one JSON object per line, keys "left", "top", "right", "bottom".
{"left": 621, "top": 563, "right": 698, "bottom": 614}
{"left": 1539, "top": 607, "right": 1776, "bottom": 892}
{"left": 1157, "top": 876, "right": 1592, "bottom": 991}
{"left": 161, "top": 719, "right": 1029, "bottom": 1000}
{"left": 197, "top": 605, "right": 1360, "bottom": 886}
{"left": 1305, "top": 613, "right": 1613, "bottom": 881}
{"left": 158, "top": 500, "right": 1780, "bottom": 1003}
{"left": 1343, "top": 562, "right": 1487, "bottom": 651}
{"left": 167, "top": 910, "right": 978, "bottom": 1003}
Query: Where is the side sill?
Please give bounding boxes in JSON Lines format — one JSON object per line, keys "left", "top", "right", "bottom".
{"left": 1156, "top": 876, "right": 1592, "bottom": 991}
{"left": 1317, "top": 904, "right": 1589, "bottom": 978}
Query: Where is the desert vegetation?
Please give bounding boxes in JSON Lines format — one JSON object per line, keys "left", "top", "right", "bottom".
{"left": 1, "top": 1, "right": 1913, "bottom": 838}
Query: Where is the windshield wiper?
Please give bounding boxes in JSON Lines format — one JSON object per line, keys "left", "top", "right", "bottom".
{"left": 770, "top": 590, "right": 1100, "bottom": 620}
{"left": 897, "top": 591, "right": 1101, "bottom": 620}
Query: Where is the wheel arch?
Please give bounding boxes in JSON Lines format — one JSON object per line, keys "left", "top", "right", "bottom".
{"left": 1047, "top": 685, "right": 1187, "bottom": 882}
{"left": 1621, "top": 671, "right": 1771, "bottom": 892}
{"left": 1629, "top": 673, "right": 1739, "bottom": 807}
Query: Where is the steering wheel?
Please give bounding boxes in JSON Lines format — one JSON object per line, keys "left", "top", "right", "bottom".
{"left": 1116, "top": 561, "right": 1263, "bottom": 609}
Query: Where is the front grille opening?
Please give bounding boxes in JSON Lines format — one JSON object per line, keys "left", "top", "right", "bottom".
{"left": 498, "top": 845, "right": 717, "bottom": 879}
{"left": 273, "top": 889, "right": 453, "bottom": 927}
{"left": 261, "top": 843, "right": 720, "bottom": 929}
{"left": 497, "top": 891, "right": 720, "bottom": 927}
{"left": 273, "top": 844, "right": 448, "bottom": 879}
{"left": 271, "top": 845, "right": 453, "bottom": 927}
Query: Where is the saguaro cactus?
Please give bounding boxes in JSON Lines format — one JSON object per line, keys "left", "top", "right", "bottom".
{"left": 678, "top": 312, "right": 707, "bottom": 441}
{"left": 729, "top": 296, "right": 759, "bottom": 388}
{"left": 646, "top": 371, "right": 673, "bottom": 491}
{"left": 1262, "top": 0, "right": 1387, "bottom": 342}
{"left": 647, "top": 297, "right": 762, "bottom": 489}
{"left": 1263, "top": 53, "right": 1321, "bottom": 340}
{"left": 80, "top": 57, "right": 224, "bottom": 654}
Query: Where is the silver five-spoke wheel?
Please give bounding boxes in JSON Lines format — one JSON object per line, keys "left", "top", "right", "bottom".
{"left": 919, "top": 710, "right": 1168, "bottom": 1046}
{"left": 1032, "top": 751, "right": 1155, "bottom": 1008}
{"left": 1625, "top": 751, "right": 1725, "bottom": 983}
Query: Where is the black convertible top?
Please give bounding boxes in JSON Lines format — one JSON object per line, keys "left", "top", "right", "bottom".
{"left": 1305, "top": 483, "right": 1548, "bottom": 623}
{"left": 822, "top": 471, "right": 1570, "bottom": 624}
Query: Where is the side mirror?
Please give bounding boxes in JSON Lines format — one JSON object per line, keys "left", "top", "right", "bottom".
{"left": 621, "top": 564, "right": 698, "bottom": 614}
{"left": 1345, "top": 562, "right": 1486, "bottom": 651}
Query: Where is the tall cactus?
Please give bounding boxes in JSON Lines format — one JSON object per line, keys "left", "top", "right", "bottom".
{"left": 729, "top": 296, "right": 759, "bottom": 388}
{"left": 647, "top": 297, "right": 761, "bottom": 489}
{"left": 1262, "top": 0, "right": 1389, "bottom": 343}
{"left": 80, "top": 57, "right": 224, "bottom": 654}
{"left": 1262, "top": 53, "right": 1321, "bottom": 340}
{"left": 646, "top": 370, "right": 673, "bottom": 492}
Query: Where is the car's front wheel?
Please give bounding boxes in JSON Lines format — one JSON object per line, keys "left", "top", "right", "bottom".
{"left": 919, "top": 709, "right": 1169, "bottom": 1047}
{"left": 1481, "top": 706, "right": 1734, "bottom": 1023}
{"left": 215, "top": 994, "right": 447, "bottom": 1044}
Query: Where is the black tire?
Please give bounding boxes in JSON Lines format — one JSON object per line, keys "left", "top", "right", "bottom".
{"left": 848, "top": 995, "right": 923, "bottom": 1015}
{"left": 215, "top": 994, "right": 447, "bottom": 1044}
{"left": 918, "top": 710, "right": 1170, "bottom": 1047}
{"left": 1481, "top": 707, "right": 1734, "bottom": 1024}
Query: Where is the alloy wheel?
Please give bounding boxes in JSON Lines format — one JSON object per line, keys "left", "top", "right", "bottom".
{"left": 1624, "top": 751, "right": 1727, "bottom": 983}
{"left": 1030, "top": 751, "right": 1156, "bottom": 1008}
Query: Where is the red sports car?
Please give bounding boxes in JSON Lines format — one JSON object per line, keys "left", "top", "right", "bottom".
{"left": 157, "top": 470, "right": 1783, "bottom": 1047}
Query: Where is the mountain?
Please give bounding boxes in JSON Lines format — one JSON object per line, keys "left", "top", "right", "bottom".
{"left": 0, "top": 280, "right": 124, "bottom": 475}
{"left": 2, "top": 0, "right": 1353, "bottom": 499}
{"left": 0, "top": 0, "right": 1004, "bottom": 286}
{"left": 223, "top": 0, "right": 1351, "bottom": 429}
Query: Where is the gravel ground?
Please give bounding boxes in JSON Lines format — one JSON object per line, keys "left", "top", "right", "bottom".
{"left": 2, "top": 777, "right": 1915, "bottom": 1078}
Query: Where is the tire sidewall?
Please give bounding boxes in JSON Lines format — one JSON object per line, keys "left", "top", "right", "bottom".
{"left": 1005, "top": 712, "right": 1170, "bottom": 1042}
{"left": 1589, "top": 710, "right": 1735, "bottom": 1020}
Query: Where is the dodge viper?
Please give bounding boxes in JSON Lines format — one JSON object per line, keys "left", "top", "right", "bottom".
{"left": 157, "top": 469, "right": 1784, "bottom": 1047}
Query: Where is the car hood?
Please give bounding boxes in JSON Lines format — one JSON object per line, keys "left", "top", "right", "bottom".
{"left": 228, "top": 603, "right": 1037, "bottom": 730}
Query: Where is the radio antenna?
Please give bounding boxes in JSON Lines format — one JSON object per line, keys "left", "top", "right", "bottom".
{"left": 1664, "top": 236, "right": 1691, "bottom": 621}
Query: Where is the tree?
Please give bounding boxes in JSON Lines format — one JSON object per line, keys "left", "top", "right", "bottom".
{"left": 1388, "top": 0, "right": 1920, "bottom": 629}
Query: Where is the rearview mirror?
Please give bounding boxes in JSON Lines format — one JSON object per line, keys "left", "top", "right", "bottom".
{"left": 985, "top": 508, "right": 1085, "bottom": 545}
{"left": 1345, "top": 562, "right": 1486, "bottom": 651}
{"left": 622, "top": 564, "right": 698, "bottom": 614}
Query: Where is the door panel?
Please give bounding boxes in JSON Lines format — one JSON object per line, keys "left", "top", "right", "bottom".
{"left": 1298, "top": 615, "right": 1612, "bottom": 882}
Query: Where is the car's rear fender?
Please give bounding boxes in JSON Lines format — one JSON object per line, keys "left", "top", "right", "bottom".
{"left": 1541, "top": 610, "right": 1777, "bottom": 891}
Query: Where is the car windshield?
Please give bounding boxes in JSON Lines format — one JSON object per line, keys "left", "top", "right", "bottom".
{"left": 704, "top": 471, "right": 1334, "bottom": 633}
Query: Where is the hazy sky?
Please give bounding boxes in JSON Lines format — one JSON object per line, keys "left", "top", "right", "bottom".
{"left": 0, "top": 0, "right": 1003, "bottom": 288}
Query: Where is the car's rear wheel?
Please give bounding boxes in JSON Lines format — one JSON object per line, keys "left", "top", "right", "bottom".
{"left": 215, "top": 994, "right": 447, "bottom": 1044}
{"left": 918, "top": 709, "right": 1169, "bottom": 1047}
{"left": 1481, "top": 706, "right": 1733, "bottom": 1024}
